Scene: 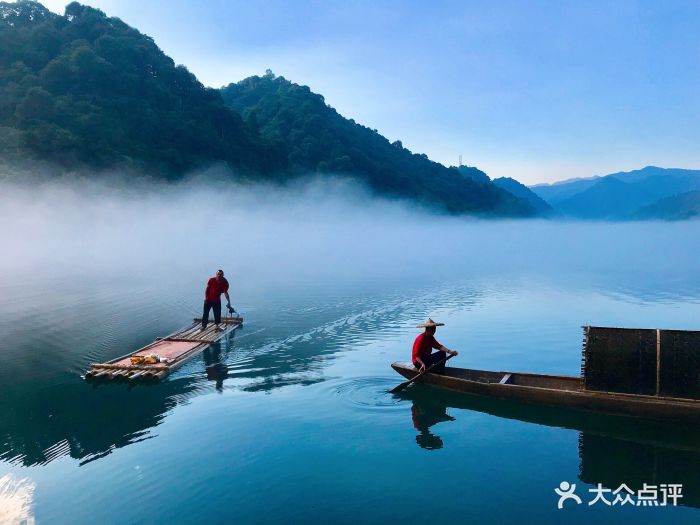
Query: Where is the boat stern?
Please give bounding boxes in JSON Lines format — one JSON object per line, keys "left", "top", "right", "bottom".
{"left": 391, "top": 361, "right": 418, "bottom": 380}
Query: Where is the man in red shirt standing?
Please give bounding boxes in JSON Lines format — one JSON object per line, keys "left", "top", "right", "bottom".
{"left": 412, "top": 318, "right": 458, "bottom": 373}
{"left": 202, "top": 269, "right": 232, "bottom": 331}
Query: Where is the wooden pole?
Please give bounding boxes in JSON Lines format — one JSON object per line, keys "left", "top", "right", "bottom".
{"left": 656, "top": 328, "right": 661, "bottom": 396}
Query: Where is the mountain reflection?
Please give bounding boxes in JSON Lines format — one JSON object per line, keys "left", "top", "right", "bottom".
{"left": 0, "top": 314, "right": 355, "bottom": 467}
{"left": 0, "top": 339, "right": 239, "bottom": 467}
{"left": 0, "top": 374, "right": 195, "bottom": 467}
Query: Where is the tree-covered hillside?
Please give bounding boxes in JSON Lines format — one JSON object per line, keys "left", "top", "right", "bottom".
{"left": 492, "top": 177, "right": 556, "bottom": 217}
{"left": 0, "top": 1, "right": 284, "bottom": 176}
{"left": 633, "top": 190, "right": 700, "bottom": 221}
{"left": 0, "top": 1, "right": 534, "bottom": 217}
{"left": 221, "top": 73, "right": 532, "bottom": 216}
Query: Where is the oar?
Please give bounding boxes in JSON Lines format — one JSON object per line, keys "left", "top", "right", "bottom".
{"left": 389, "top": 354, "right": 454, "bottom": 393}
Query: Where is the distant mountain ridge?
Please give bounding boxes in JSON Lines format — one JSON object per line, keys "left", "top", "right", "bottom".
{"left": 530, "top": 177, "right": 601, "bottom": 204}
{"left": 530, "top": 166, "right": 700, "bottom": 220}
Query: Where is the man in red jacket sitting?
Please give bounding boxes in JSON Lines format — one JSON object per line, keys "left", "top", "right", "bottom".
{"left": 412, "top": 318, "right": 458, "bottom": 373}
{"left": 202, "top": 269, "right": 232, "bottom": 331}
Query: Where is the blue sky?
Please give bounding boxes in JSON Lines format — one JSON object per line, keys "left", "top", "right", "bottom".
{"left": 39, "top": 0, "right": 700, "bottom": 184}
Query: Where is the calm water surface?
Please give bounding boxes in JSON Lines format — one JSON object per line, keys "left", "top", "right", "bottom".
{"left": 1, "top": 206, "right": 700, "bottom": 524}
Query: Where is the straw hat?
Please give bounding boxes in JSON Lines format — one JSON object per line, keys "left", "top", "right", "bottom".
{"left": 416, "top": 318, "right": 445, "bottom": 328}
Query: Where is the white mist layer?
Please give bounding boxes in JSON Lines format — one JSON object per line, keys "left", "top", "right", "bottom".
{"left": 1, "top": 173, "right": 699, "bottom": 300}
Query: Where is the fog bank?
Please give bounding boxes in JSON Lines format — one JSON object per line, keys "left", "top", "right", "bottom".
{"left": 1, "top": 172, "right": 698, "bottom": 300}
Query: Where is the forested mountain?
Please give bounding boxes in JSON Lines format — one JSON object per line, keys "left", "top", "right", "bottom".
{"left": 0, "top": 1, "right": 540, "bottom": 216}
{"left": 220, "top": 73, "right": 533, "bottom": 216}
{"left": 455, "top": 165, "right": 491, "bottom": 184}
{"left": 492, "top": 177, "right": 556, "bottom": 217}
{"left": 633, "top": 190, "right": 700, "bottom": 221}
{"left": 531, "top": 167, "right": 700, "bottom": 220}
{"left": 0, "top": 1, "right": 284, "bottom": 176}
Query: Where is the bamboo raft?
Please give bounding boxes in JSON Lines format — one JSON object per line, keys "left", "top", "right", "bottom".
{"left": 84, "top": 315, "right": 243, "bottom": 381}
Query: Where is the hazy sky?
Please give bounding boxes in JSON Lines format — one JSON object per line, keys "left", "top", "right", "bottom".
{"left": 38, "top": 0, "right": 700, "bottom": 184}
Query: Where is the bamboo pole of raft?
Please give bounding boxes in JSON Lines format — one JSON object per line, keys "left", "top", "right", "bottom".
{"left": 157, "top": 336, "right": 219, "bottom": 343}
{"left": 193, "top": 317, "right": 242, "bottom": 324}
{"left": 90, "top": 363, "right": 167, "bottom": 371}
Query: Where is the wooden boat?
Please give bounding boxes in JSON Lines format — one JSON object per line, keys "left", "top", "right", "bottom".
{"left": 391, "top": 362, "right": 700, "bottom": 422}
{"left": 85, "top": 315, "right": 242, "bottom": 381}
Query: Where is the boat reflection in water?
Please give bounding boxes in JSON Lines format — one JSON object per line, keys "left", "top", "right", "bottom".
{"left": 398, "top": 385, "right": 700, "bottom": 508}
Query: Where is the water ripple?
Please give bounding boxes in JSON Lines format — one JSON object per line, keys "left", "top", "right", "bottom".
{"left": 325, "top": 377, "right": 405, "bottom": 413}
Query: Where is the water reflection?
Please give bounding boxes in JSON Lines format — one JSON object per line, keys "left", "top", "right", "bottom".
{"left": 0, "top": 284, "right": 422, "bottom": 467}
{"left": 579, "top": 433, "right": 700, "bottom": 508}
{"left": 0, "top": 285, "right": 426, "bottom": 466}
{"left": 400, "top": 386, "right": 700, "bottom": 508}
{"left": 1, "top": 270, "right": 699, "bottom": 474}
{"left": 203, "top": 344, "right": 228, "bottom": 392}
{"left": 0, "top": 337, "right": 237, "bottom": 467}
{"left": 0, "top": 377, "right": 196, "bottom": 467}
{"left": 0, "top": 474, "right": 35, "bottom": 524}
{"left": 409, "top": 396, "right": 455, "bottom": 450}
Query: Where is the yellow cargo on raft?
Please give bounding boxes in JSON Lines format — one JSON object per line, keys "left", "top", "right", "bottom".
{"left": 84, "top": 315, "right": 243, "bottom": 382}
{"left": 130, "top": 355, "right": 160, "bottom": 365}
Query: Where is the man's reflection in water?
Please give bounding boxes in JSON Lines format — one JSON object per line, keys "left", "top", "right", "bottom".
{"left": 203, "top": 344, "right": 228, "bottom": 391}
{"left": 410, "top": 397, "right": 455, "bottom": 450}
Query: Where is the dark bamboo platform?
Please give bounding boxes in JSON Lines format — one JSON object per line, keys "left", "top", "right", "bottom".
{"left": 85, "top": 315, "right": 243, "bottom": 381}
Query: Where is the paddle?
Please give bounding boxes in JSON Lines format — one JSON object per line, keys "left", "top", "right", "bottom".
{"left": 389, "top": 354, "right": 455, "bottom": 393}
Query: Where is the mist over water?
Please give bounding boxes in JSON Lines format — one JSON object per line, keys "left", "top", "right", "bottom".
{"left": 1, "top": 171, "right": 700, "bottom": 524}
{"left": 2, "top": 172, "right": 698, "bottom": 294}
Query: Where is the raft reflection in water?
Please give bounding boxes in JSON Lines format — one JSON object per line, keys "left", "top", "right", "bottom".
{"left": 399, "top": 386, "right": 700, "bottom": 508}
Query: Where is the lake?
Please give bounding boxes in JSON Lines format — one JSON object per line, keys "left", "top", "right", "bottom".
{"left": 1, "top": 181, "right": 699, "bottom": 524}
